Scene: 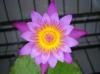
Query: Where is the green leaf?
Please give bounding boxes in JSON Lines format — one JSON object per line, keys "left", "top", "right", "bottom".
{"left": 9, "top": 56, "right": 40, "bottom": 74}
{"left": 9, "top": 56, "right": 82, "bottom": 74}
{"left": 48, "top": 62, "right": 82, "bottom": 74}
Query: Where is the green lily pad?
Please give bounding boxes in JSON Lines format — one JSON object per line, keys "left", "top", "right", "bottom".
{"left": 9, "top": 56, "right": 40, "bottom": 74}
{"left": 48, "top": 62, "right": 82, "bottom": 74}
{"left": 9, "top": 56, "right": 82, "bottom": 74}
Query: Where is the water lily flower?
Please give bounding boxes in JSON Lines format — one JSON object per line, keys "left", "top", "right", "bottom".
{"left": 13, "top": 0, "right": 86, "bottom": 74}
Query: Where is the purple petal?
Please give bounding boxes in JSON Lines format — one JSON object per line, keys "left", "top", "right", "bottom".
{"left": 42, "top": 13, "right": 50, "bottom": 24}
{"left": 53, "top": 51, "right": 64, "bottom": 62}
{"left": 19, "top": 42, "right": 33, "bottom": 55}
{"left": 60, "top": 15, "right": 72, "bottom": 26}
{"left": 40, "top": 63, "right": 49, "bottom": 74}
{"left": 48, "top": 55, "right": 57, "bottom": 68}
{"left": 64, "top": 25, "right": 74, "bottom": 35}
{"left": 60, "top": 15, "right": 73, "bottom": 35}
{"left": 70, "top": 28, "right": 87, "bottom": 39}
{"left": 27, "top": 22, "right": 39, "bottom": 32}
{"left": 31, "top": 49, "right": 41, "bottom": 58}
{"left": 64, "top": 53, "right": 73, "bottom": 64}
{"left": 50, "top": 0, "right": 55, "bottom": 2}
{"left": 13, "top": 22, "right": 28, "bottom": 33}
{"left": 21, "top": 31, "right": 34, "bottom": 42}
{"left": 31, "top": 11, "right": 42, "bottom": 23}
{"left": 50, "top": 13, "right": 59, "bottom": 24}
{"left": 65, "top": 37, "right": 79, "bottom": 47}
{"left": 35, "top": 56, "right": 42, "bottom": 65}
{"left": 41, "top": 53, "right": 50, "bottom": 64}
{"left": 47, "top": 0, "right": 57, "bottom": 16}
{"left": 61, "top": 46, "right": 72, "bottom": 53}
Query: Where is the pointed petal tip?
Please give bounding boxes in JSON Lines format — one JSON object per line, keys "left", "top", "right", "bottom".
{"left": 60, "top": 15, "right": 72, "bottom": 26}
{"left": 41, "top": 53, "right": 50, "bottom": 64}
{"left": 12, "top": 22, "right": 28, "bottom": 33}
{"left": 21, "top": 31, "right": 34, "bottom": 42}
{"left": 70, "top": 28, "right": 87, "bottom": 39}
{"left": 19, "top": 43, "right": 33, "bottom": 55}
{"left": 31, "top": 11, "right": 42, "bottom": 23}
{"left": 49, "top": 62, "right": 57, "bottom": 68}
{"left": 66, "top": 37, "right": 79, "bottom": 47}
{"left": 50, "top": 0, "right": 55, "bottom": 3}
{"left": 47, "top": 0, "right": 57, "bottom": 16}
{"left": 66, "top": 15, "right": 72, "bottom": 19}
{"left": 62, "top": 46, "right": 72, "bottom": 53}
{"left": 31, "top": 49, "right": 41, "bottom": 58}
{"left": 42, "top": 13, "right": 50, "bottom": 24}
{"left": 35, "top": 56, "right": 42, "bottom": 65}
{"left": 40, "top": 63, "right": 49, "bottom": 74}
{"left": 53, "top": 51, "right": 64, "bottom": 62}
{"left": 48, "top": 56, "right": 57, "bottom": 68}
{"left": 77, "top": 29, "right": 87, "bottom": 36}
{"left": 64, "top": 53, "right": 73, "bottom": 64}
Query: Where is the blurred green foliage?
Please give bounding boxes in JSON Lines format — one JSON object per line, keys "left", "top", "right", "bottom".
{"left": 9, "top": 56, "right": 82, "bottom": 74}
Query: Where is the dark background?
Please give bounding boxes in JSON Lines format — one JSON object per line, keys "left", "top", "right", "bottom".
{"left": 0, "top": 0, "right": 100, "bottom": 74}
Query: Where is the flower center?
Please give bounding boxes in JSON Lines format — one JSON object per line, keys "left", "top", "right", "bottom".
{"left": 35, "top": 25, "right": 63, "bottom": 52}
{"left": 45, "top": 33, "right": 54, "bottom": 43}
{"left": 36, "top": 25, "right": 63, "bottom": 52}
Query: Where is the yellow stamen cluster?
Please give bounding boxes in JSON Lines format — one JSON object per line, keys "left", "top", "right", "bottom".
{"left": 35, "top": 25, "right": 64, "bottom": 52}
